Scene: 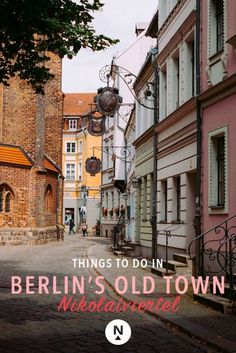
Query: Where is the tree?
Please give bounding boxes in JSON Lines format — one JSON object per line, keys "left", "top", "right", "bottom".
{"left": 0, "top": 0, "right": 118, "bottom": 93}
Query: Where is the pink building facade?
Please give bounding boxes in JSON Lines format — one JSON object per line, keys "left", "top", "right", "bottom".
{"left": 197, "top": 0, "right": 236, "bottom": 276}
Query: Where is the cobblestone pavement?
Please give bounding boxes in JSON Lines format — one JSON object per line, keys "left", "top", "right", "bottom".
{"left": 0, "top": 234, "right": 222, "bottom": 353}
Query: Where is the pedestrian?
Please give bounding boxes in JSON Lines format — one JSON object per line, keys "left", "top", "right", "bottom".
{"left": 69, "top": 219, "right": 75, "bottom": 235}
{"left": 82, "top": 222, "right": 88, "bottom": 237}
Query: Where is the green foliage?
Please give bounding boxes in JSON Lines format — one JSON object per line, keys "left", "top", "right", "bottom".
{"left": 0, "top": 0, "right": 118, "bottom": 93}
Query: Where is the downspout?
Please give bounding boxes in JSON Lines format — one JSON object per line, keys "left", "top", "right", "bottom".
{"left": 151, "top": 46, "right": 159, "bottom": 261}
{"left": 195, "top": 0, "right": 202, "bottom": 275}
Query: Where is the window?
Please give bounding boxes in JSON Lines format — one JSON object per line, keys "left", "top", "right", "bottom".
{"left": 111, "top": 191, "right": 114, "bottom": 209}
{"left": 174, "top": 176, "right": 181, "bottom": 222}
{"left": 66, "top": 142, "right": 76, "bottom": 153}
{"left": 69, "top": 119, "right": 77, "bottom": 131}
{"left": 217, "top": 136, "right": 225, "bottom": 206}
{"left": 104, "top": 140, "right": 109, "bottom": 170}
{"left": 186, "top": 38, "right": 195, "bottom": 98}
{"left": 160, "top": 67, "right": 167, "bottom": 120}
{"left": 209, "top": 127, "right": 227, "bottom": 212}
{"left": 78, "top": 162, "right": 82, "bottom": 180}
{"left": 5, "top": 193, "right": 11, "bottom": 212}
{"left": 160, "top": 180, "right": 168, "bottom": 222}
{"left": 173, "top": 55, "right": 180, "bottom": 109}
{"left": 105, "top": 193, "right": 108, "bottom": 209}
{"left": 191, "top": 41, "right": 195, "bottom": 96}
{"left": 142, "top": 176, "right": 147, "bottom": 220}
{"left": 209, "top": 0, "right": 224, "bottom": 56}
{"left": 215, "top": 0, "right": 224, "bottom": 52}
{"left": 150, "top": 173, "right": 154, "bottom": 216}
{"left": 78, "top": 141, "right": 83, "bottom": 153}
{"left": 0, "top": 190, "right": 3, "bottom": 212}
{"left": 66, "top": 164, "right": 75, "bottom": 180}
{"left": 0, "top": 184, "right": 14, "bottom": 213}
{"left": 45, "top": 185, "right": 53, "bottom": 213}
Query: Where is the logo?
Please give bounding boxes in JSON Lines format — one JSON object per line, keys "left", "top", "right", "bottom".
{"left": 105, "top": 319, "right": 131, "bottom": 345}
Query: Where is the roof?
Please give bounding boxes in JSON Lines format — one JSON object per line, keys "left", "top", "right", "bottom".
{"left": 43, "top": 155, "right": 61, "bottom": 173}
{"left": 63, "top": 93, "right": 96, "bottom": 116}
{"left": 0, "top": 144, "right": 32, "bottom": 167}
{"left": 0, "top": 144, "right": 60, "bottom": 173}
{"left": 146, "top": 9, "right": 159, "bottom": 38}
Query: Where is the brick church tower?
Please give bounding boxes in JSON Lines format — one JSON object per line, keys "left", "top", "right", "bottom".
{"left": 0, "top": 54, "right": 64, "bottom": 244}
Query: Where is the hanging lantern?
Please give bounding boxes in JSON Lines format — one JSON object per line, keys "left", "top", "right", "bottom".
{"left": 85, "top": 156, "right": 101, "bottom": 176}
{"left": 88, "top": 115, "right": 106, "bottom": 136}
{"left": 94, "top": 87, "right": 123, "bottom": 115}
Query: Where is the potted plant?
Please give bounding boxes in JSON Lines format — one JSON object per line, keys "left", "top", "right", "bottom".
{"left": 102, "top": 208, "right": 108, "bottom": 216}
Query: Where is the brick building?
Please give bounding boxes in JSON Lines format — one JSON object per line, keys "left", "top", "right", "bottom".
{"left": 0, "top": 54, "right": 64, "bottom": 245}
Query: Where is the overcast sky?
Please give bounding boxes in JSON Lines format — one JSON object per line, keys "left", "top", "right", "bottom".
{"left": 62, "top": 0, "right": 157, "bottom": 93}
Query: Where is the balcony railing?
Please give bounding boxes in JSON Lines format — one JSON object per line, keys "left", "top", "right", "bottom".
{"left": 188, "top": 214, "right": 236, "bottom": 302}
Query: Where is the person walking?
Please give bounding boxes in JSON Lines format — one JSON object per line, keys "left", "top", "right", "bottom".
{"left": 69, "top": 219, "right": 75, "bottom": 235}
{"left": 81, "top": 222, "right": 88, "bottom": 237}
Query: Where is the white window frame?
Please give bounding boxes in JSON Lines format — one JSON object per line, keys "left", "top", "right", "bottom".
{"left": 66, "top": 142, "right": 76, "bottom": 153}
{"left": 66, "top": 163, "right": 76, "bottom": 181}
{"left": 69, "top": 119, "right": 77, "bottom": 131}
{"left": 208, "top": 0, "right": 226, "bottom": 58}
{"left": 208, "top": 125, "right": 228, "bottom": 214}
{"left": 78, "top": 162, "right": 82, "bottom": 180}
{"left": 78, "top": 141, "right": 83, "bottom": 153}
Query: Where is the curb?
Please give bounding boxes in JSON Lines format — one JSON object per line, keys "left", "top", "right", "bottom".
{"left": 87, "top": 245, "right": 236, "bottom": 353}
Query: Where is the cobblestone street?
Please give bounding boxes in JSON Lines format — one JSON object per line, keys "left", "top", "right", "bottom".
{"left": 0, "top": 235, "right": 223, "bottom": 353}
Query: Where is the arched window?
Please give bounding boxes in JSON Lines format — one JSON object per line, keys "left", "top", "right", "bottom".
{"left": 0, "top": 190, "right": 3, "bottom": 212}
{"left": 0, "top": 184, "right": 14, "bottom": 213}
{"left": 5, "top": 193, "right": 11, "bottom": 212}
{"left": 45, "top": 185, "right": 53, "bottom": 213}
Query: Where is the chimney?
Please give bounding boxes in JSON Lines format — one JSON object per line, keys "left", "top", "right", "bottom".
{"left": 135, "top": 23, "right": 148, "bottom": 36}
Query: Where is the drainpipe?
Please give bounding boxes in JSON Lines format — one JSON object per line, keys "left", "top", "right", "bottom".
{"left": 195, "top": 0, "right": 202, "bottom": 275}
{"left": 151, "top": 47, "right": 159, "bottom": 261}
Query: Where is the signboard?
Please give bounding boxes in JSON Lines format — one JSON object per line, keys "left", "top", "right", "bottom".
{"left": 85, "top": 156, "right": 101, "bottom": 176}
{"left": 88, "top": 115, "right": 106, "bottom": 136}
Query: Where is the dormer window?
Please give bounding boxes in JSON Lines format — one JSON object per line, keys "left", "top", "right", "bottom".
{"left": 69, "top": 119, "right": 77, "bottom": 131}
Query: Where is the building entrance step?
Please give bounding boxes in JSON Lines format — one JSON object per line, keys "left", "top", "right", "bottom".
{"left": 193, "top": 293, "right": 236, "bottom": 314}
{"left": 173, "top": 253, "right": 190, "bottom": 264}
{"left": 151, "top": 267, "right": 175, "bottom": 277}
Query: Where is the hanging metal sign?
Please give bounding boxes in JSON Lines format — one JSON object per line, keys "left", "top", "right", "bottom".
{"left": 85, "top": 156, "right": 101, "bottom": 176}
{"left": 94, "top": 87, "right": 123, "bottom": 115}
{"left": 88, "top": 115, "right": 106, "bottom": 136}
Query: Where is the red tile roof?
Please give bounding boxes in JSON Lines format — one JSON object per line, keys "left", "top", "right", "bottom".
{"left": 43, "top": 155, "right": 61, "bottom": 173}
{"left": 63, "top": 93, "right": 96, "bottom": 116}
{"left": 0, "top": 144, "right": 32, "bottom": 167}
{"left": 0, "top": 144, "right": 60, "bottom": 173}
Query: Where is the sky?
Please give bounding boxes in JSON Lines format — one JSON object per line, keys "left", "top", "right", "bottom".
{"left": 62, "top": 0, "right": 158, "bottom": 93}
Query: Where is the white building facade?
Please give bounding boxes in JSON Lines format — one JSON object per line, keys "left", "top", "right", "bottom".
{"left": 156, "top": 0, "right": 197, "bottom": 259}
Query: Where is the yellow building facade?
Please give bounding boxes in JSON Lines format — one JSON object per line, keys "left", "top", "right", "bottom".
{"left": 62, "top": 93, "right": 101, "bottom": 230}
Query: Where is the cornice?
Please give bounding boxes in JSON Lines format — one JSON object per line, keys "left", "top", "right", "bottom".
{"left": 155, "top": 97, "right": 196, "bottom": 133}
{"left": 199, "top": 74, "right": 236, "bottom": 108}
{"left": 133, "top": 126, "right": 154, "bottom": 148}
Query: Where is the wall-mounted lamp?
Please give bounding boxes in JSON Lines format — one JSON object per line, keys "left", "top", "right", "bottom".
{"left": 132, "top": 176, "right": 141, "bottom": 189}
